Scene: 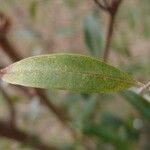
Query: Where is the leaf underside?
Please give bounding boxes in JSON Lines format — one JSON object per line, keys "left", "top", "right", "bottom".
{"left": 1, "top": 53, "right": 136, "bottom": 93}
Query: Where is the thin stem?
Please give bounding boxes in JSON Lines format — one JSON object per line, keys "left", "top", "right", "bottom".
{"left": 35, "top": 89, "right": 68, "bottom": 124}
{"left": 93, "top": 0, "right": 123, "bottom": 62}
{"left": 139, "top": 81, "right": 150, "bottom": 96}
{"left": 0, "top": 35, "right": 22, "bottom": 61}
{"left": 103, "top": 13, "right": 115, "bottom": 61}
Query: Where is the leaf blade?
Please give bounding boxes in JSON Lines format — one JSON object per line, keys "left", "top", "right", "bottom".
{"left": 1, "top": 53, "right": 136, "bottom": 93}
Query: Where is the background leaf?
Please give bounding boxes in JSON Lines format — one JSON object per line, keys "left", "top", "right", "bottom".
{"left": 83, "top": 114, "right": 139, "bottom": 150}
{"left": 121, "top": 91, "right": 150, "bottom": 121}
{"left": 83, "top": 15, "right": 102, "bottom": 57}
{"left": 29, "top": 1, "right": 38, "bottom": 20}
{"left": 1, "top": 54, "right": 137, "bottom": 93}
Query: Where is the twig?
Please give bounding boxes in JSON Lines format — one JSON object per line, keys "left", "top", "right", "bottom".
{"left": 35, "top": 89, "right": 68, "bottom": 124}
{"left": 93, "top": 0, "right": 123, "bottom": 62}
{"left": 0, "top": 86, "right": 16, "bottom": 127}
{"left": 139, "top": 81, "right": 150, "bottom": 96}
{"left": 0, "top": 120, "right": 58, "bottom": 150}
{"left": 103, "top": 13, "right": 115, "bottom": 61}
{"left": 0, "top": 34, "right": 22, "bottom": 61}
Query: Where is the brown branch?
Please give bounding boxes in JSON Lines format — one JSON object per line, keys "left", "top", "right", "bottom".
{"left": 0, "top": 12, "right": 69, "bottom": 125}
{"left": 35, "top": 89, "right": 68, "bottom": 124}
{"left": 104, "top": 0, "right": 122, "bottom": 62}
{"left": 93, "top": 0, "right": 123, "bottom": 62}
{"left": 103, "top": 13, "right": 115, "bottom": 61}
{"left": 0, "top": 35, "right": 22, "bottom": 61}
{"left": 0, "top": 86, "right": 16, "bottom": 127}
{"left": 0, "top": 120, "right": 58, "bottom": 150}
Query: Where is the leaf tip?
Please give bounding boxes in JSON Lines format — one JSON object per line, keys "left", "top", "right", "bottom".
{"left": 135, "top": 81, "right": 145, "bottom": 87}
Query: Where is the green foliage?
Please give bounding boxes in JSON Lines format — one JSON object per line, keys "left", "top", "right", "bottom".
{"left": 83, "top": 114, "right": 139, "bottom": 150}
{"left": 83, "top": 15, "right": 102, "bottom": 57}
{"left": 29, "top": 1, "right": 38, "bottom": 20}
{"left": 1, "top": 54, "right": 137, "bottom": 93}
{"left": 121, "top": 91, "right": 150, "bottom": 121}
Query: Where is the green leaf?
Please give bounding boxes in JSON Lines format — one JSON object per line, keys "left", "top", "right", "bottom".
{"left": 1, "top": 53, "right": 137, "bottom": 93}
{"left": 121, "top": 91, "right": 150, "bottom": 121}
{"left": 83, "top": 15, "right": 102, "bottom": 56}
{"left": 83, "top": 124, "right": 129, "bottom": 150}
{"left": 29, "top": 1, "right": 38, "bottom": 20}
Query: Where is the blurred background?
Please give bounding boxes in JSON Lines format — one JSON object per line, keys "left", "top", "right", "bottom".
{"left": 0, "top": 0, "right": 150, "bottom": 149}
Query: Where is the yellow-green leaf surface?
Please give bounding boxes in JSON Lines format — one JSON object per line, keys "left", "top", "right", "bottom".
{"left": 0, "top": 53, "right": 138, "bottom": 93}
